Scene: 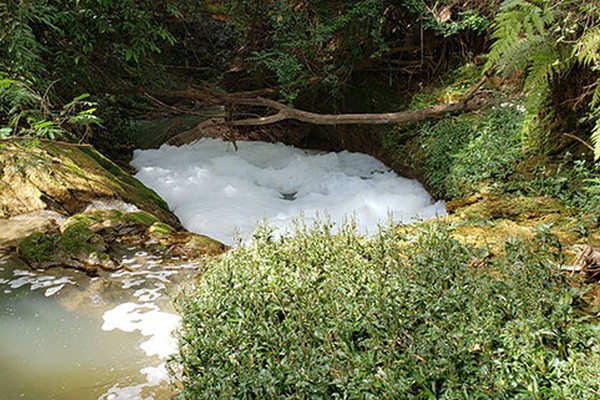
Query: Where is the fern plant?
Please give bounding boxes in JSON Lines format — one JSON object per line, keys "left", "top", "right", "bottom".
{"left": 487, "top": 0, "right": 600, "bottom": 159}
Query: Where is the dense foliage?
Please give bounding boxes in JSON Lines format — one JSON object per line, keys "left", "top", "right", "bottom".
{"left": 175, "top": 221, "right": 600, "bottom": 398}
{"left": 0, "top": 74, "right": 100, "bottom": 140}
{"left": 1, "top": 0, "right": 183, "bottom": 88}
{"left": 0, "top": 0, "right": 224, "bottom": 149}
{"left": 221, "top": 0, "right": 496, "bottom": 101}
{"left": 420, "top": 106, "right": 524, "bottom": 199}
{"left": 486, "top": 0, "right": 600, "bottom": 159}
{"left": 379, "top": 59, "right": 600, "bottom": 211}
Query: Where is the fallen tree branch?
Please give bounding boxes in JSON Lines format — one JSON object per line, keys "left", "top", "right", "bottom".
{"left": 227, "top": 96, "right": 492, "bottom": 126}
{"left": 560, "top": 244, "right": 600, "bottom": 282}
{"left": 168, "top": 96, "right": 498, "bottom": 145}
{"left": 165, "top": 73, "right": 497, "bottom": 145}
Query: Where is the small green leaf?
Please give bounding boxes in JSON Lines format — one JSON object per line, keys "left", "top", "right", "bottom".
{"left": 0, "top": 127, "right": 12, "bottom": 138}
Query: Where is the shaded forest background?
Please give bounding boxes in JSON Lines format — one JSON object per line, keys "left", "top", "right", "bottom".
{"left": 1, "top": 0, "right": 600, "bottom": 166}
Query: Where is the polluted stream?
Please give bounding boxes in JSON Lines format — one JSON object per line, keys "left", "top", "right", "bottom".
{"left": 1, "top": 138, "right": 445, "bottom": 399}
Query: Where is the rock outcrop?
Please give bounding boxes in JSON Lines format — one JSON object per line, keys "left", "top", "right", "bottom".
{"left": 0, "top": 139, "right": 178, "bottom": 226}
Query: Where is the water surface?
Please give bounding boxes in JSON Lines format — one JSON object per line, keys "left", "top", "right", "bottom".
{"left": 0, "top": 252, "right": 196, "bottom": 400}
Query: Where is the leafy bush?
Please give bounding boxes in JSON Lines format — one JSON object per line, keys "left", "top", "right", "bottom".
{"left": 444, "top": 107, "right": 524, "bottom": 197}
{"left": 0, "top": 74, "right": 100, "bottom": 140}
{"left": 420, "top": 106, "right": 524, "bottom": 198}
{"left": 175, "top": 221, "right": 600, "bottom": 399}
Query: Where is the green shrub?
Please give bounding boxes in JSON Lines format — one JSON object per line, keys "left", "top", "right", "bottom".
{"left": 444, "top": 107, "right": 523, "bottom": 198}
{"left": 174, "top": 221, "right": 600, "bottom": 399}
{"left": 421, "top": 107, "right": 524, "bottom": 199}
{"left": 507, "top": 156, "right": 600, "bottom": 213}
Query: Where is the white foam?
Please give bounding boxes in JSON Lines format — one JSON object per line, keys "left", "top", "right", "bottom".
{"left": 4, "top": 273, "right": 76, "bottom": 296}
{"left": 101, "top": 302, "right": 180, "bottom": 359}
{"left": 85, "top": 199, "right": 140, "bottom": 213}
{"left": 44, "top": 284, "right": 65, "bottom": 297}
{"left": 132, "top": 138, "right": 446, "bottom": 245}
{"left": 98, "top": 363, "right": 169, "bottom": 400}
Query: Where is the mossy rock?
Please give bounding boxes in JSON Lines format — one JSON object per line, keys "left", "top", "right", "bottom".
{"left": 18, "top": 224, "right": 111, "bottom": 273}
{"left": 122, "top": 211, "right": 160, "bottom": 227}
{"left": 59, "top": 223, "right": 103, "bottom": 255}
{"left": 183, "top": 235, "right": 227, "bottom": 256}
{"left": 148, "top": 222, "right": 175, "bottom": 237}
{"left": 446, "top": 191, "right": 600, "bottom": 253}
{"left": 18, "top": 231, "right": 58, "bottom": 263}
{"left": 0, "top": 139, "right": 180, "bottom": 227}
{"left": 158, "top": 231, "right": 227, "bottom": 259}
{"left": 17, "top": 208, "right": 226, "bottom": 273}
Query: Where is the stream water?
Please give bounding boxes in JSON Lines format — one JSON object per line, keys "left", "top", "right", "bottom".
{"left": 0, "top": 139, "right": 445, "bottom": 399}
{"left": 0, "top": 251, "right": 196, "bottom": 400}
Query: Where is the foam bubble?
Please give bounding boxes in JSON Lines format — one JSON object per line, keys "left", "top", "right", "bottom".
{"left": 5, "top": 273, "right": 76, "bottom": 296}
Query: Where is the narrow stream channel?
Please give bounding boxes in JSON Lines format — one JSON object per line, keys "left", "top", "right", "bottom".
{"left": 1, "top": 139, "right": 445, "bottom": 399}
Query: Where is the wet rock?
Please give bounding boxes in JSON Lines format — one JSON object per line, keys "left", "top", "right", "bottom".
{"left": 16, "top": 209, "right": 226, "bottom": 274}
{"left": 0, "top": 210, "right": 66, "bottom": 251}
{"left": 0, "top": 139, "right": 180, "bottom": 227}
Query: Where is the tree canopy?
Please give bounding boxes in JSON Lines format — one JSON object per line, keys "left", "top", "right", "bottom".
{"left": 0, "top": 0, "right": 599, "bottom": 159}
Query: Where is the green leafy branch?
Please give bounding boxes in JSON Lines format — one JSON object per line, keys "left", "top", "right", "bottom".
{"left": 0, "top": 75, "right": 100, "bottom": 140}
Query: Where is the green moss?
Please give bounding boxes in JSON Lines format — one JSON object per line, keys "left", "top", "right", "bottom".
{"left": 408, "top": 63, "right": 484, "bottom": 110}
{"left": 67, "top": 211, "right": 106, "bottom": 226}
{"left": 78, "top": 146, "right": 171, "bottom": 212}
{"left": 148, "top": 222, "right": 175, "bottom": 235}
{"left": 58, "top": 223, "right": 98, "bottom": 254}
{"left": 61, "top": 156, "right": 87, "bottom": 179}
{"left": 123, "top": 211, "right": 159, "bottom": 226}
{"left": 106, "top": 209, "right": 125, "bottom": 223}
{"left": 19, "top": 232, "right": 58, "bottom": 262}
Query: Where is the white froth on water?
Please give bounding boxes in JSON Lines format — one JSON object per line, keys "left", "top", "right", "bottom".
{"left": 99, "top": 363, "right": 170, "bottom": 400}
{"left": 5, "top": 270, "right": 76, "bottom": 296}
{"left": 101, "top": 302, "right": 181, "bottom": 359}
{"left": 132, "top": 138, "right": 446, "bottom": 245}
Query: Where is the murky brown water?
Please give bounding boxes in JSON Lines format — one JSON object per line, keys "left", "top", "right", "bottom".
{"left": 0, "top": 251, "right": 198, "bottom": 400}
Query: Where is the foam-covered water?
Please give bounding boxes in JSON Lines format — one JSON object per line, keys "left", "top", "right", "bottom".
{"left": 132, "top": 138, "right": 445, "bottom": 244}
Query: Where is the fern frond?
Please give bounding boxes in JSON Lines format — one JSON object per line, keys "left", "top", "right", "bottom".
{"left": 591, "top": 80, "right": 600, "bottom": 108}
{"left": 574, "top": 26, "right": 600, "bottom": 68}
{"left": 486, "top": 0, "right": 554, "bottom": 74}
{"left": 487, "top": 4, "right": 526, "bottom": 63}
{"left": 524, "top": 42, "right": 561, "bottom": 93}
